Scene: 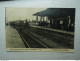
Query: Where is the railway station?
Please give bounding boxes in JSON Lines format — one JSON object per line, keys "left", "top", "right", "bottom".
{"left": 6, "top": 8, "right": 75, "bottom": 49}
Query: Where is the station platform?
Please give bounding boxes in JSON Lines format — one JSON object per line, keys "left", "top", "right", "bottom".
{"left": 31, "top": 25, "right": 74, "bottom": 36}
{"left": 6, "top": 25, "right": 26, "bottom": 48}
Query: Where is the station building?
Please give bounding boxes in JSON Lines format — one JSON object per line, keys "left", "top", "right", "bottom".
{"left": 33, "top": 8, "right": 75, "bottom": 32}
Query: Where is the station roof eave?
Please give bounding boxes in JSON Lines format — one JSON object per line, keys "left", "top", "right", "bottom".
{"left": 33, "top": 12, "right": 46, "bottom": 17}
{"left": 33, "top": 8, "right": 75, "bottom": 18}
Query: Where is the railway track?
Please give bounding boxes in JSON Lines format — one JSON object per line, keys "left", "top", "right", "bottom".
{"left": 16, "top": 29, "right": 48, "bottom": 48}
{"left": 30, "top": 28, "right": 74, "bottom": 48}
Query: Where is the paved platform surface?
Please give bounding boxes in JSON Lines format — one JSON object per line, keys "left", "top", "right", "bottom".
{"left": 6, "top": 25, "right": 26, "bottom": 48}
{"left": 31, "top": 26, "right": 74, "bottom": 35}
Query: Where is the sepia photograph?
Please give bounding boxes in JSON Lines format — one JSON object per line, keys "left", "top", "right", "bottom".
{"left": 6, "top": 7, "right": 75, "bottom": 52}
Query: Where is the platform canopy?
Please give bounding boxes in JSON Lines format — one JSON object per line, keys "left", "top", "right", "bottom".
{"left": 33, "top": 8, "right": 75, "bottom": 17}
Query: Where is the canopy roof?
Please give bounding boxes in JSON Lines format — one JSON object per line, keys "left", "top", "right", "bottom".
{"left": 33, "top": 8, "right": 75, "bottom": 17}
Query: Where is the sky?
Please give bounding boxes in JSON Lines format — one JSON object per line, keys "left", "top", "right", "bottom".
{"left": 6, "top": 7, "right": 47, "bottom": 22}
